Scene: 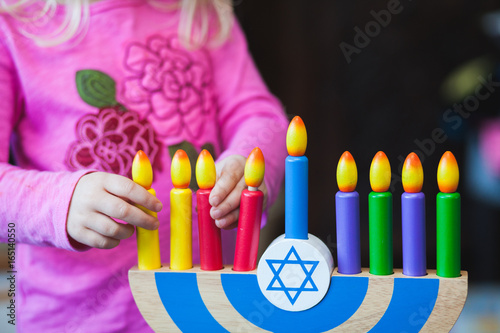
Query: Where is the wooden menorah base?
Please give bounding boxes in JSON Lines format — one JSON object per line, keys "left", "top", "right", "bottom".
{"left": 129, "top": 265, "right": 467, "bottom": 332}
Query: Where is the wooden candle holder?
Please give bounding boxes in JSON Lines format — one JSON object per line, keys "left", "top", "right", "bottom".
{"left": 129, "top": 265, "right": 467, "bottom": 332}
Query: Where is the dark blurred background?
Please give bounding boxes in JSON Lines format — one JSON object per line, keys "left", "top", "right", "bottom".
{"left": 235, "top": 0, "right": 500, "bottom": 295}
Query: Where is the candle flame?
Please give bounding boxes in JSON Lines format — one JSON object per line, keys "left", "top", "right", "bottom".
{"left": 437, "top": 151, "right": 459, "bottom": 193}
{"left": 196, "top": 149, "right": 216, "bottom": 190}
{"left": 244, "top": 147, "right": 265, "bottom": 188}
{"left": 132, "top": 150, "right": 153, "bottom": 189}
{"left": 402, "top": 152, "right": 424, "bottom": 193}
{"left": 171, "top": 149, "right": 191, "bottom": 189}
{"left": 286, "top": 116, "right": 307, "bottom": 156}
{"left": 337, "top": 151, "right": 357, "bottom": 192}
{"left": 370, "top": 151, "right": 391, "bottom": 192}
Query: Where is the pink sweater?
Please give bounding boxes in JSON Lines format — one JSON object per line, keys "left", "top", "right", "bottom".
{"left": 0, "top": 1, "right": 288, "bottom": 331}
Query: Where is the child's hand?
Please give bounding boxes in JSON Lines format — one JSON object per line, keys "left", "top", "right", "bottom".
{"left": 67, "top": 172, "right": 162, "bottom": 249}
{"left": 209, "top": 155, "right": 268, "bottom": 229}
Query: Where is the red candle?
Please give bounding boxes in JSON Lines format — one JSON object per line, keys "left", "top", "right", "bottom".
{"left": 195, "top": 150, "right": 223, "bottom": 270}
{"left": 234, "top": 147, "right": 265, "bottom": 271}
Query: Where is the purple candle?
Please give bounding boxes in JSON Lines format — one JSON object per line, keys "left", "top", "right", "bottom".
{"left": 335, "top": 152, "right": 361, "bottom": 274}
{"left": 401, "top": 153, "right": 426, "bottom": 276}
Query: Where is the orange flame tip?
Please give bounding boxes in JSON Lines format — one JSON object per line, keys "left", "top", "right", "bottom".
{"left": 337, "top": 151, "right": 358, "bottom": 192}
{"left": 245, "top": 147, "right": 265, "bottom": 188}
{"left": 132, "top": 150, "right": 153, "bottom": 189}
{"left": 437, "top": 151, "right": 459, "bottom": 193}
{"left": 171, "top": 149, "right": 191, "bottom": 189}
{"left": 402, "top": 152, "right": 424, "bottom": 193}
{"left": 196, "top": 150, "right": 216, "bottom": 190}
{"left": 370, "top": 151, "right": 391, "bottom": 192}
{"left": 286, "top": 116, "right": 307, "bottom": 156}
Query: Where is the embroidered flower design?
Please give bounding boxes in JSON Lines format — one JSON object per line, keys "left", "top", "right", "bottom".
{"left": 66, "top": 107, "right": 161, "bottom": 176}
{"left": 122, "top": 35, "right": 215, "bottom": 139}
{"left": 66, "top": 70, "right": 162, "bottom": 175}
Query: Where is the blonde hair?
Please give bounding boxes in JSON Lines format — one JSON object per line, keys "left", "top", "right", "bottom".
{"left": 0, "top": 0, "right": 233, "bottom": 48}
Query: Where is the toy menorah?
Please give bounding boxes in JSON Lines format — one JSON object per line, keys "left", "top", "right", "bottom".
{"left": 129, "top": 117, "right": 467, "bottom": 332}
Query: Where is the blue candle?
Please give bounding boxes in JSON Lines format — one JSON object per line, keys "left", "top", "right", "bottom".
{"left": 285, "top": 116, "right": 308, "bottom": 240}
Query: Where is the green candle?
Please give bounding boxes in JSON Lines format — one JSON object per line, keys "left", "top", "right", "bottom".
{"left": 369, "top": 192, "right": 393, "bottom": 275}
{"left": 436, "top": 152, "right": 461, "bottom": 278}
{"left": 436, "top": 193, "right": 460, "bottom": 277}
{"left": 368, "top": 151, "right": 393, "bottom": 275}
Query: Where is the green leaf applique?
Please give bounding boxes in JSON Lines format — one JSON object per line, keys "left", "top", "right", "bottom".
{"left": 76, "top": 70, "right": 119, "bottom": 108}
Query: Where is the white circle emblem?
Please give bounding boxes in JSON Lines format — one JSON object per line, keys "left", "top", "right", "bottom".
{"left": 257, "top": 234, "right": 334, "bottom": 312}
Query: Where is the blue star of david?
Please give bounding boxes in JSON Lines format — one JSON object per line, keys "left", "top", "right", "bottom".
{"left": 265, "top": 246, "right": 319, "bottom": 305}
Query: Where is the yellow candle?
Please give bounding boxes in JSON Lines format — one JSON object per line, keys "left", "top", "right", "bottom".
{"left": 170, "top": 149, "right": 193, "bottom": 270}
{"left": 132, "top": 150, "right": 161, "bottom": 270}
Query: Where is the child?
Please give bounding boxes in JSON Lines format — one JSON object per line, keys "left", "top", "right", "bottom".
{"left": 0, "top": 0, "right": 288, "bottom": 331}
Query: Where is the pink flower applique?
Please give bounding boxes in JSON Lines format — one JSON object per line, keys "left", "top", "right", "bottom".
{"left": 122, "top": 35, "right": 216, "bottom": 139}
{"left": 66, "top": 107, "right": 161, "bottom": 177}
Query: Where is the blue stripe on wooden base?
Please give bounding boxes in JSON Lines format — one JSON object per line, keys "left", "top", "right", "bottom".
{"left": 221, "top": 274, "right": 368, "bottom": 332}
{"left": 153, "top": 272, "right": 440, "bottom": 332}
{"left": 368, "top": 278, "right": 439, "bottom": 333}
{"left": 155, "top": 272, "right": 229, "bottom": 333}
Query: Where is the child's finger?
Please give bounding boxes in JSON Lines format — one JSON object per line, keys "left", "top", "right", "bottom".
{"left": 215, "top": 208, "right": 240, "bottom": 229}
{"left": 76, "top": 227, "right": 121, "bottom": 249}
{"left": 95, "top": 192, "right": 159, "bottom": 230}
{"left": 103, "top": 174, "right": 163, "bottom": 213}
{"left": 210, "top": 178, "right": 246, "bottom": 220}
{"left": 85, "top": 213, "right": 135, "bottom": 240}
{"left": 209, "top": 172, "right": 241, "bottom": 208}
{"left": 209, "top": 156, "right": 246, "bottom": 206}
